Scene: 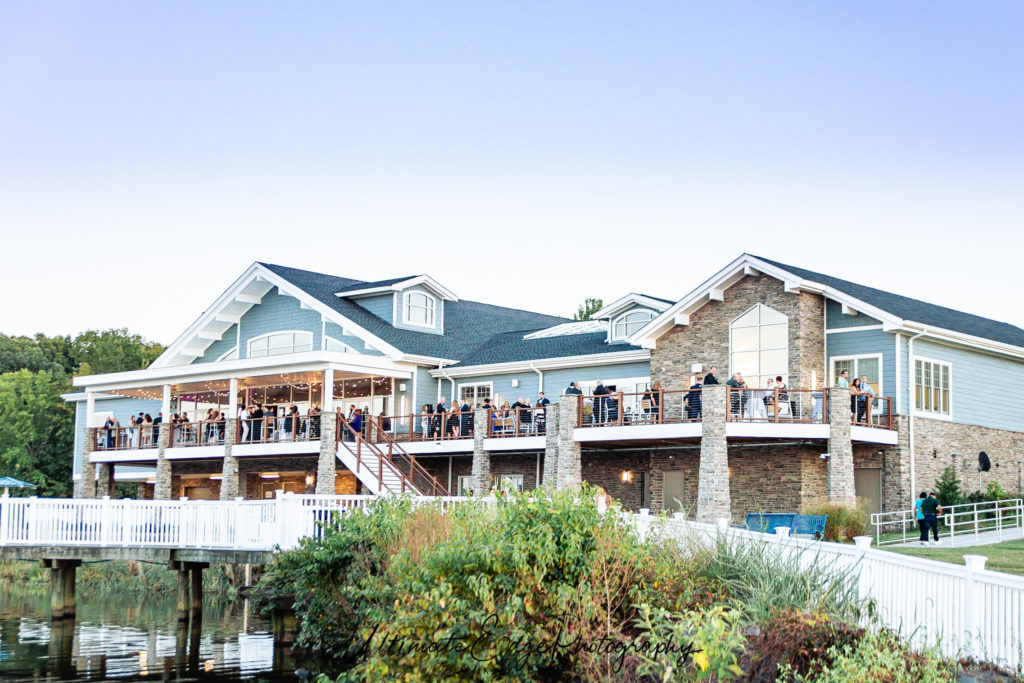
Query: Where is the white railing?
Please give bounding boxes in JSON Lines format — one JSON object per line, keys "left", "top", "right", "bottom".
{"left": 0, "top": 494, "right": 471, "bottom": 552}
{"left": 636, "top": 513, "right": 1024, "bottom": 669}
{"left": 871, "top": 498, "right": 1024, "bottom": 547}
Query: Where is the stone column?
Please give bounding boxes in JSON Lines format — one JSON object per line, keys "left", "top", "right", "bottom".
{"left": 470, "top": 408, "right": 490, "bottom": 496}
{"left": 542, "top": 406, "right": 559, "bottom": 486}
{"left": 696, "top": 384, "right": 730, "bottom": 523}
{"left": 97, "top": 463, "right": 114, "bottom": 498}
{"left": 315, "top": 412, "right": 337, "bottom": 495}
{"left": 77, "top": 427, "right": 97, "bottom": 498}
{"left": 556, "top": 395, "right": 582, "bottom": 490}
{"left": 219, "top": 419, "right": 240, "bottom": 500}
{"left": 826, "top": 387, "right": 856, "bottom": 507}
{"left": 155, "top": 417, "right": 172, "bottom": 500}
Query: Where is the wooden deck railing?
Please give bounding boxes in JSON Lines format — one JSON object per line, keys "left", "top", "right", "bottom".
{"left": 577, "top": 389, "right": 703, "bottom": 427}
{"left": 94, "top": 425, "right": 159, "bottom": 451}
{"left": 725, "top": 387, "right": 828, "bottom": 424}
{"left": 488, "top": 406, "right": 549, "bottom": 437}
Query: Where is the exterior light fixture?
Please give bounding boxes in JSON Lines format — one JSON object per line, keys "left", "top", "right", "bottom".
{"left": 209, "top": 475, "right": 222, "bottom": 481}
{"left": 621, "top": 470, "right": 633, "bottom": 483}
{"left": 305, "top": 474, "right": 314, "bottom": 487}
{"left": 260, "top": 472, "right": 280, "bottom": 480}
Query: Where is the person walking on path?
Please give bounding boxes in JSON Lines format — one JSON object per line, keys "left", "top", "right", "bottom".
{"left": 915, "top": 492, "right": 927, "bottom": 545}
{"left": 920, "top": 491, "right": 942, "bottom": 545}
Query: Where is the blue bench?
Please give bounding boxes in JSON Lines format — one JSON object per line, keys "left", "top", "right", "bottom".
{"left": 745, "top": 513, "right": 827, "bottom": 540}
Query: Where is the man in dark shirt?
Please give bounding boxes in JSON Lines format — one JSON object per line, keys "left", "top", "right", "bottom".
{"left": 565, "top": 382, "right": 582, "bottom": 395}
{"left": 920, "top": 492, "right": 942, "bottom": 545}
{"left": 703, "top": 366, "right": 719, "bottom": 385}
{"left": 593, "top": 381, "right": 610, "bottom": 424}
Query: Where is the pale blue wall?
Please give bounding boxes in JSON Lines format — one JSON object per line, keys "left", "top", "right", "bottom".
{"left": 192, "top": 324, "right": 237, "bottom": 364}
{"left": 238, "top": 287, "right": 322, "bottom": 359}
{"left": 72, "top": 396, "right": 163, "bottom": 478}
{"left": 825, "top": 299, "right": 882, "bottom": 329}
{"left": 324, "top": 322, "right": 385, "bottom": 356}
{"left": 393, "top": 285, "right": 443, "bottom": 335}
{"left": 354, "top": 294, "right": 395, "bottom": 322}
{"left": 825, "top": 328, "right": 897, "bottom": 403}
{"left": 912, "top": 339, "right": 1024, "bottom": 432}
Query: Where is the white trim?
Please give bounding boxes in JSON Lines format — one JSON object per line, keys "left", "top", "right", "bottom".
{"left": 829, "top": 353, "right": 884, "bottom": 396}
{"left": 610, "top": 309, "right": 657, "bottom": 341}
{"left": 72, "top": 351, "right": 414, "bottom": 391}
{"left": 401, "top": 290, "right": 437, "bottom": 329}
{"left": 217, "top": 346, "right": 239, "bottom": 362}
{"left": 592, "top": 293, "right": 672, "bottom": 320}
{"left": 336, "top": 275, "right": 458, "bottom": 301}
{"left": 850, "top": 425, "right": 899, "bottom": 445}
{"left": 247, "top": 330, "right": 314, "bottom": 358}
{"left": 910, "top": 354, "right": 953, "bottom": 420}
{"left": 324, "top": 336, "right": 355, "bottom": 353}
{"left": 429, "top": 349, "right": 650, "bottom": 379}
{"left": 484, "top": 436, "right": 546, "bottom": 451}
{"left": 824, "top": 325, "right": 885, "bottom": 334}
{"left": 895, "top": 334, "right": 902, "bottom": 414}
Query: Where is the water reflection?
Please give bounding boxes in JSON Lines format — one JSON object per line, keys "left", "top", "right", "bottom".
{"left": 0, "top": 585, "right": 295, "bottom": 680}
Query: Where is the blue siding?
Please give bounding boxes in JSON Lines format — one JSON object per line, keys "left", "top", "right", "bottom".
{"left": 897, "top": 334, "right": 909, "bottom": 414}
{"left": 238, "top": 287, "right": 322, "bottom": 359}
{"left": 354, "top": 294, "right": 396, "bottom": 323}
{"left": 414, "top": 366, "right": 441, "bottom": 412}
{"left": 825, "top": 299, "right": 881, "bottom": 329}
{"left": 825, "top": 328, "right": 897, "bottom": 402}
{"left": 323, "top": 322, "right": 385, "bottom": 356}
{"left": 393, "top": 285, "right": 443, "bottom": 335}
{"left": 192, "top": 324, "right": 237, "bottom": 363}
{"left": 912, "top": 339, "right": 1024, "bottom": 431}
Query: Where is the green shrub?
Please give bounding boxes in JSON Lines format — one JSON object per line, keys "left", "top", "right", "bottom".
{"left": 934, "top": 466, "right": 964, "bottom": 508}
{"left": 634, "top": 603, "right": 746, "bottom": 682}
{"left": 801, "top": 504, "right": 867, "bottom": 542}
{"left": 740, "top": 609, "right": 863, "bottom": 680}
{"left": 777, "top": 629, "right": 958, "bottom": 682}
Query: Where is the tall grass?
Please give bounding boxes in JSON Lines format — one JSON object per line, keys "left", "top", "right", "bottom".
{"left": 802, "top": 504, "right": 869, "bottom": 542}
{"left": 696, "top": 532, "right": 869, "bottom": 624}
{"left": 0, "top": 559, "right": 243, "bottom": 597}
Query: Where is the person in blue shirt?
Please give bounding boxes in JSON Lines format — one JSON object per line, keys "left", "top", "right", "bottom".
{"left": 915, "top": 491, "right": 927, "bottom": 545}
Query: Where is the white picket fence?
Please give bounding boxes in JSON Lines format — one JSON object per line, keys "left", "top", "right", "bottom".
{"left": 2, "top": 494, "right": 1022, "bottom": 669}
{"left": 636, "top": 513, "right": 1024, "bottom": 669}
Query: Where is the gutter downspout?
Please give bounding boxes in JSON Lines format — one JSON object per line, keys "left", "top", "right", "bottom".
{"left": 530, "top": 362, "right": 543, "bottom": 395}
{"left": 906, "top": 331, "right": 926, "bottom": 507}
{"left": 438, "top": 364, "right": 455, "bottom": 403}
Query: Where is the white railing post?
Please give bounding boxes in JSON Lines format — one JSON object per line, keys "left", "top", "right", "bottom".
{"left": 962, "top": 554, "right": 987, "bottom": 657}
{"left": 0, "top": 494, "right": 8, "bottom": 545}
{"left": 716, "top": 517, "right": 729, "bottom": 534}
{"left": 26, "top": 497, "right": 37, "bottom": 544}
{"left": 233, "top": 497, "right": 242, "bottom": 549}
{"left": 178, "top": 497, "right": 188, "bottom": 547}
{"left": 775, "top": 526, "right": 791, "bottom": 539}
{"left": 853, "top": 535, "right": 872, "bottom": 550}
{"left": 100, "top": 496, "right": 112, "bottom": 546}
{"left": 276, "top": 490, "right": 287, "bottom": 549}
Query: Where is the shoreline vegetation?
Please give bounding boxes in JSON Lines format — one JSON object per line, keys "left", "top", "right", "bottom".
{"left": 0, "top": 559, "right": 244, "bottom": 598}
{"left": 252, "top": 487, "right": 1018, "bottom": 682}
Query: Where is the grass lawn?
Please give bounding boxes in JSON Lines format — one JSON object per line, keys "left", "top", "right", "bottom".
{"left": 887, "top": 538, "right": 1024, "bottom": 576}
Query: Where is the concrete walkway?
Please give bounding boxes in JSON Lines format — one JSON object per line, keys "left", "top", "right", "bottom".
{"left": 889, "top": 525, "right": 1024, "bottom": 548}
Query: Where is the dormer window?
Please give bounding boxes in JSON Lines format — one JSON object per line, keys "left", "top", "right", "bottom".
{"left": 403, "top": 291, "right": 436, "bottom": 327}
{"left": 612, "top": 309, "right": 655, "bottom": 340}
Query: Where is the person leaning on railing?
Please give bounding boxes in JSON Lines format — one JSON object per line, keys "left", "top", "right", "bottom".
{"left": 857, "top": 375, "right": 875, "bottom": 423}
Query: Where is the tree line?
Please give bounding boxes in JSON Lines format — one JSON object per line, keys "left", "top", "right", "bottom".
{"left": 0, "top": 330, "right": 164, "bottom": 496}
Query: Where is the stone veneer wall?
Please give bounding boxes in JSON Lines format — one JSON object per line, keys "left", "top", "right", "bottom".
{"left": 582, "top": 450, "right": 655, "bottom": 510}
{"left": 907, "top": 417, "right": 1024, "bottom": 496}
{"left": 651, "top": 275, "right": 825, "bottom": 394}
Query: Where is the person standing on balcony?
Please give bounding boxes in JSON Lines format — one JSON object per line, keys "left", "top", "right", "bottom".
{"left": 103, "top": 416, "right": 117, "bottom": 448}
{"left": 857, "top": 375, "right": 875, "bottom": 423}
{"left": 433, "top": 397, "right": 447, "bottom": 438}
{"left": 836, "top": 369, "right": 850, "bottom": 388}
{"left": 850, "top": 377, "right": 862, "bottom": 421}
{"left": 420, "top": 404, "right": 431, "bottom": 438}
{"left": 308, "top": 403, "right": 321, "bottom": 439}
{"left": 685, "top": 379, "right": 702, "bottom": 419}
{"left": 238, "top": 404, "right": 250, "bottom": 442}
{"left": 348, "top": 409, "right": 362, "bottom": 441}
{"left": 726, "top": 373, "right": 747, "bottom": 418}
{"left": 565, "top": 381, "right": 582, "bottom": 395}
{"left": 703, "top": 367, "right": 719, "bottom": 385}
{"left": 460, "top": 398, "right": 472, "bottom": 436}
{"left": 536, "top": 392, "right": 549, "bottom": 433}
{"left": 593, "top": 382, "right": 610, "bottom": 424}
{"left": 252, "top": 403, "right": 264, "bottom": 441}
{"left": 920, "top": 491, "right": 942, "bottom": 545}
{"left": 379, "top": 411, "right": 392, "bottom": 432}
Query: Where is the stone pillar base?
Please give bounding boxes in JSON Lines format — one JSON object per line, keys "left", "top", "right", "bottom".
{"left": 556, "top": 396, "right": 582, "bottom": 490}
{"left": 315, "top": 414, "right": 337, "bottom": 495}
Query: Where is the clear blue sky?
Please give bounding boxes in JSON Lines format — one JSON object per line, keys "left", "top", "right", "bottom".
{"left": 1, "top": 2, "right": 1021, "bottom": 342}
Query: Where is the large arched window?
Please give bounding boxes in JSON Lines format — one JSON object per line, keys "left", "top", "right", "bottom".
{"left": 403, "top": 291, "right": 436, "bottom": 327}
{"left": 612, "top": 309, "right": 655, "bottom": 340}
{"left": 729, "top": 304, "right": 788, "bottom": 387}
{"left": 248, "top": 331, "right": 313, "bottom": 358}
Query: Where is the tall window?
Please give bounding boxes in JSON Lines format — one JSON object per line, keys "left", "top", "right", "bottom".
{"left": 403, "top": 291, "right": 436, "bottom": 327}
{"left": 459, "top": 383, "right": 492, "bottom": 407}
{"left": 831, "top": 356, "right": 882, "bottom": 394}
{"left": 729, "top": 304, "right": 788, "bottom": 387}
{"left": 612, "top": 309, "right": 655, "bottom": 340}
{"left": 914, "top": 358, "right": 951, "bottom": 416}
{"left": 457, "top": 475, "right": 473, "bottom": 497}
{"left": 248, "top": 331, "right": 313, "bottom": 358}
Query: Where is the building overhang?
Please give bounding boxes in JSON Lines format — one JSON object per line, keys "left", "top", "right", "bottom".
{"left": 336, "top": 275, "right": 458, "bottom": 302}
{"left": 592, "top": 293, "right": 672, "bottom": 320}
{"left": 71, "top": 351, "right": 415, "bottom": 394}
{"left": 428, "top": 349, "right": 650, "bottom": 379}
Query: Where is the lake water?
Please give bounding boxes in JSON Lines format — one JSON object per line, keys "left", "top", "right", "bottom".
{"left": 0, "top": 585, "right": 306, "bottom": 681}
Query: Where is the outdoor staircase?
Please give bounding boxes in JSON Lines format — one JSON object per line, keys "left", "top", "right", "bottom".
{"left": 335, "top": 415, "right": 448, "bottom": 496}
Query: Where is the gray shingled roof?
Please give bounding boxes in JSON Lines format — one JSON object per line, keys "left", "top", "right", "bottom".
{"left": 260, "top": 263, "right": 570, "bottom": 360}
{"left": 755, "top": 255, "right": 1024, "bottom": 348}
{"left": 333, "top": 276, "right": 421, "bottom": 294}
